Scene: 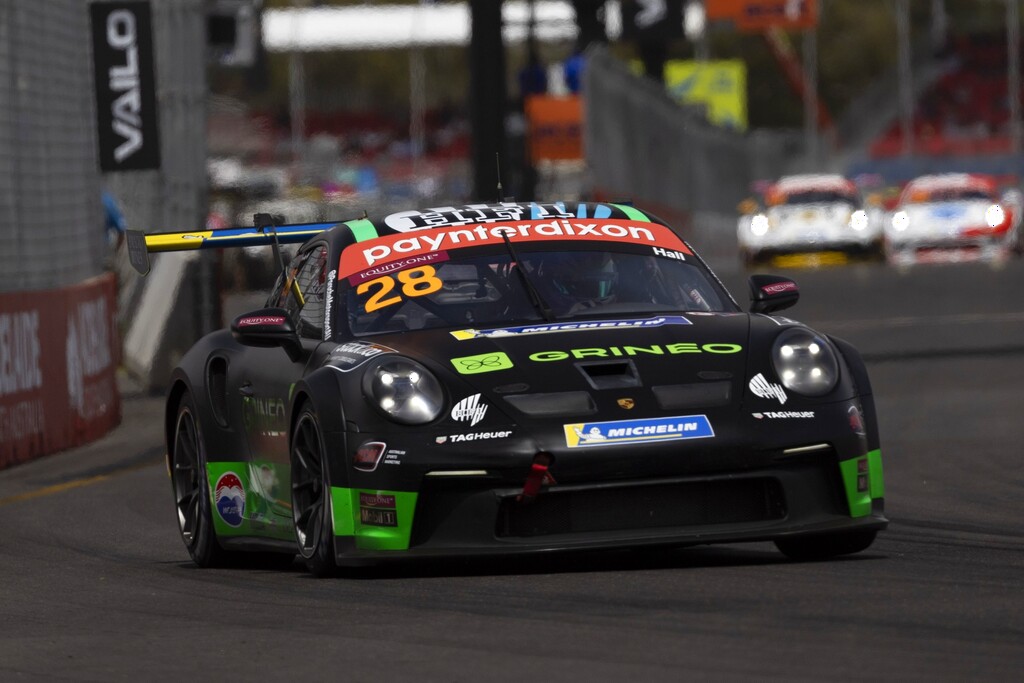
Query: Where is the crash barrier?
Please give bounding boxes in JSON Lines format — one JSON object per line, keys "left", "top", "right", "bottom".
{"left": 582, "top": 45, "right": 813, "bottom": 220}
{"left": 0, "top": 274, "right": 121, "bottom": 470}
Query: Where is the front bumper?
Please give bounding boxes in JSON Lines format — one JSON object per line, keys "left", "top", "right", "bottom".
{"left": 329, "top": 437, "right": 887, "bottom": 565}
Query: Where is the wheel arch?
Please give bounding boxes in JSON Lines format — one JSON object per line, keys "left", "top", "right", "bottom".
{"left": 829, "top": 334, "right": 880, "bottom": 452}
{"left": 289, "top": 367, "right": 350, "bottom": 485}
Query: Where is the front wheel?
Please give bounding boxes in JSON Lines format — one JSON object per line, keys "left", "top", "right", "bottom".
{"left": 774, "top": 529, "right": 878, "bottom": 561}
{"left": 291, "top": 404, "right": 340, "bottom": 577}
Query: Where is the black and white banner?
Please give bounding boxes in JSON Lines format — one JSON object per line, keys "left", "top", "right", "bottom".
{"left": 90, "top": 1, "right": 161, "bottom": 171}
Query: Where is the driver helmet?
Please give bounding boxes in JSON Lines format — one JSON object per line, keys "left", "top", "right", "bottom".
{"left": 539, "top": 251, "right": 618, "bottom": 304}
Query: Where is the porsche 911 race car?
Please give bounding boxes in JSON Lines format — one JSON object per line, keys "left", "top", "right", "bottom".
{"left": 130, "top": 201, "right": 887, "bottom": 576}
{"left": 884, "top": 173, "right": 1018, "bottom": 264}
{"left": 737, "top": 174, "right": 884, "bottom": 267}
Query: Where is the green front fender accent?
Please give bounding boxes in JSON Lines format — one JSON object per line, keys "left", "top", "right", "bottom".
{"left": 839, "top": 449, "right": 885, "bottom": 517}
{"left": 331, "top": 486, "right": 418, "bottom": 551}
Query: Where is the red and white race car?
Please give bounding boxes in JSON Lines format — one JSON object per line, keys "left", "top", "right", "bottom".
{"left": 737, "top": 174, "right": 884, "bottom": 267}
{"left": 884, "top": 173, "right": 1020, "bottom": 264}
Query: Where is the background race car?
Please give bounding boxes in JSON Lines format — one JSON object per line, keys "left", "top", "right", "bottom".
{"left": 884, "top": 173, "right": 1020, "bottom": 264}
{"left": 133, "top": 201, "right": 887, "bottom": 577}
{"left": 737, "top": 174, "right": 884, "bottom": 267}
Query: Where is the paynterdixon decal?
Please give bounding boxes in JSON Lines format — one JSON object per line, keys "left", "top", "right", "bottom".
{"left": 449, "top": 315, "right": 692, "bottom": 340}
{"left": 450, "top": 351, "right": 514, "bottom": 375}
{"left": 529, "top": 343, "right": 742, "bottom": 362}
{"left": 338, "top": 219, "right": 689, "bottom": 279}
{"left": 749, "top": 373, "right": 787, "bottom": 404}
{"left": 564, "top": 415, "right": 714, "bottom": 448}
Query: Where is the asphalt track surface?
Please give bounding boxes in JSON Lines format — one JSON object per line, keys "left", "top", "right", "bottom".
{"left": 2, "top": 257, "right": 1023, "bottom": 682}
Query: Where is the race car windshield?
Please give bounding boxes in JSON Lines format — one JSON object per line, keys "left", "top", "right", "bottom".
{"left": 775, "top": 190, "right": 858, "bottom": 206}
{"left": 910, "top": 188, "right": 993, "bottom": 203}
{"left": 342, "top": 246, "right": 737, "bottom": 336}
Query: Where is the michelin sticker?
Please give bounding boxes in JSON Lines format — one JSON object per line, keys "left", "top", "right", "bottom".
{"left": 564, "top": 415, "right": 714, "bottom": 448}
{"left": 450, "top": 315, "right": 692, "bottom": 341}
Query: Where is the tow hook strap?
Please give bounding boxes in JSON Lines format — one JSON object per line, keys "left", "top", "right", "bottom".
{"left": 518, "top": 453, "right": 555, "bottom": 503}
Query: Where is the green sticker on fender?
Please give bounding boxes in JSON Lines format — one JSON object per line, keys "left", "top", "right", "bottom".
{"left": 450, "top": 351, "right": 514, "bottom": 374}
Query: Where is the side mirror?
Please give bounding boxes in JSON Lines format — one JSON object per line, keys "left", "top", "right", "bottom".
{"left": 231, "top": 308, "right": 304, "bottom": 362}
{"left": 749, "top": 274, "right": 799, "bottom": 314}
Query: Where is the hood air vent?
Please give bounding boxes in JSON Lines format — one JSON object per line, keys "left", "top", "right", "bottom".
{"left": 504, "top": 391, "right": 597, "bottom": 417}
{"left": 576, "top": 360, "right": 641, "bottom": 390}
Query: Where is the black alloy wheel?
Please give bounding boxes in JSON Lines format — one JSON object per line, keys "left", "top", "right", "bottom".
{"left": 291, "top": 405, "right": 339, "bottom": 577}
{"left": 171, "top": 393, "right": 227, "bottom": 567}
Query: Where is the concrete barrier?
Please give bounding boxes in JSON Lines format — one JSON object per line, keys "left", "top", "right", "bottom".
{"left": 0, "top": 273, "right": 121, "bottom": 469}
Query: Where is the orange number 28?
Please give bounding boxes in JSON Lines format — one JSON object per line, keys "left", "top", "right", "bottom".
{"left": 358, "top": 266, "right": 443, "bottom": 313}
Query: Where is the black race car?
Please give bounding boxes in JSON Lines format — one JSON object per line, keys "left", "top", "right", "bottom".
{"left": 131, "top": 201, "right": 887, "bottom": 576}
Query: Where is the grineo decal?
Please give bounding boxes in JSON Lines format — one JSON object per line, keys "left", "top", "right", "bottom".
{"left": 451, "top": 394, "right": 488, "bottom": 426}
{"left": 749, "top": 373, "right": 787, "bottom": 404}
{"left": 565, "top": 415, "right": 714, "bottom": 448}
{"left": 529, "top": 343, "right": 742, "bottom": 362}
{"left": 215, "top": 472, "right": 246, "bottom": 527}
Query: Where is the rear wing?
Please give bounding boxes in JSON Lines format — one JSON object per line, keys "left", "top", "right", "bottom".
{"left": 125, "top": 215, "right": 340, "bottom": 275}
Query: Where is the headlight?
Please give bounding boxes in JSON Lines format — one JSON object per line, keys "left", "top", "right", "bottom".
{"left": 750, "top": 214, "right": 769, "bottom": 236}
{"left": 986, "top": 204, "right": 1004, "bottom": 228}
{"left": 891, "top": 211, "right": 909, "bottom": 231}
{"left": 771, "top": 328, "right": 839, "bottom": 397}
{"left": 363, "top": 357, "right": 444, "bottom": 424}
{"left": 849, "top": 210, "right": 869, "bottom": 231}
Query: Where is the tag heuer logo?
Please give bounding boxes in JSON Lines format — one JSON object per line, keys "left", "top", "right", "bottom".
{"left": 617, "top": 398, "right": 635, "bottom": 410}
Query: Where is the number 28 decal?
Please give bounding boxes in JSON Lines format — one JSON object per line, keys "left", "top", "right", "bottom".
{"left": 357, "top": 265, "right": 443, "bottom": 312}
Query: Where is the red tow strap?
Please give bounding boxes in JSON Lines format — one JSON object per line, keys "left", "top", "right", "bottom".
{"left": 518, "top": 452, "right": 555, "bottom": 503}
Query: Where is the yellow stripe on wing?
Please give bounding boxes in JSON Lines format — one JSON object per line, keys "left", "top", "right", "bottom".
{"left": 144, "top": 231, "right": 213, "bottom": 252}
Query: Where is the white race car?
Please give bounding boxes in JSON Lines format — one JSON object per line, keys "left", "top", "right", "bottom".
{"left": 885, "top": 173, "right": 1018, "bottom": 264}
{"left": 737, "top": 174, "right": 884, "bottom": 267}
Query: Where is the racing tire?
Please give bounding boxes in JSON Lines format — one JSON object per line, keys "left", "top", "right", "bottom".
{"left": 774, "top": 529, "right": 878, "bottom": 561}
{"left": 171, "top": 392, "right": 230, "bottom": 568}
{"left": 290, "top": 404, "right": 340, "bottom": 578}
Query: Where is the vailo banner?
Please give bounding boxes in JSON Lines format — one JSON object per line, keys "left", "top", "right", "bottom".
{"left": 0, "top": 274, "right": 121, "bottom": 470}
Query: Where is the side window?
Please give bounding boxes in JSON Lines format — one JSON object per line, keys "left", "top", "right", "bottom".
{"left": 269, "top": 245, "right": 328, "bottom": 340}
{"left": 296, "top": 246, "right": 328, "bottom": 339}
